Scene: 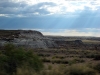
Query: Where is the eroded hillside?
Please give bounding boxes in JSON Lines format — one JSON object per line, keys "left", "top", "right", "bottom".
{"left": 0, "top": 30, "right": 100, "bottom": 50}
{"left": 0, "top": 30, "right": 57, "bottom": 49}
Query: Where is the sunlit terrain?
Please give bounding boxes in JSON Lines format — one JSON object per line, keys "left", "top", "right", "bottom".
{"left": 0, "top": 0, "right": 100, "bottom": 37}
{"left": 0, "top": 0, "right": 100, "bottom": 75}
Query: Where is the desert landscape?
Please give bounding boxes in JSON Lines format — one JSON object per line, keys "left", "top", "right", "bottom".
{"left": 0, "top": 0, "right": 100, "bottom": 75}
{"left": 0, "top": 30, "right": 100, "bottom": 75}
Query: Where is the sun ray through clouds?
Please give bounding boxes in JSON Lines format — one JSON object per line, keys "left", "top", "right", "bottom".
{"left": 0, "top": 0, "right": 100, "bottom": 36}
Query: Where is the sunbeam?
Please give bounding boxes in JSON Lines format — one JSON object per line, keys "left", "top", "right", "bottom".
{"left": 0, "top": 0, "right": 100, "bottom": 36}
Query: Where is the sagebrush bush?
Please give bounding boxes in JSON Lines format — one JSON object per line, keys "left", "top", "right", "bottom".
{"left": 93, "top": 54, "right": 100, "bottom": 60}
{"left": 0, "top": 43, "right": 43, "bottom": 75}
{"left": 40, "top": 64, "right": 97, "bottom": 75}
{"left": 94, "top": 63, "right": 100, "bottom": 73}
{"left": 68, "top": 58, "right": 85, "bottom": 65}
{"left": 66, "top": 64, "right": 96, "bottom": 75}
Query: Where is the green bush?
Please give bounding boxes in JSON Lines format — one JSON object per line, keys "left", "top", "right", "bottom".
{"left": 68, "top": 58, "right": 85, "bottom": 65}
{"left": 66, "top": 64, "right": 96, "bottom": 75}
{"left": 40, "top": 64, "right": 97, "bottom": 75}
{"left": 93, "top": 54, "right": 100, "bottom": 60}
{"left": 48, "top": 65, "right": 52, "bottom": 70}
{"left": 94, "top": 63, "right": 100, "bottom": 73}
{"left": 0, "top": 43, "right": 43, "bottom": 75}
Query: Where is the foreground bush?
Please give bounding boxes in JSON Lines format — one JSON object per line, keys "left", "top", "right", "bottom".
{"left": 39, "top": 64, "right": 97, "bottom": 75}
{"left": 66, "top": 64, "right": 96, "bottom": 75}
{"left": 0, "top": 43, "right": 43, "bottom": 75}
{"left": 94, "top": 63, "right": 100, "bottom": 73}
{"left": 93, "top": 54, "right": 100, "bottom": 60}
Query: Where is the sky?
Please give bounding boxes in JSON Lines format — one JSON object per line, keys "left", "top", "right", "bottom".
{"left": 0, "top": 0, "right": 100, "bottom": 37}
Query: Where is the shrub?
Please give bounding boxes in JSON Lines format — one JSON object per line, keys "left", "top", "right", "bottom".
{"left": 66, "top": 64, "right": 96, "bottom": 75}
{"left": 48, "top": 65, "right": 52, "bottom": 70}
{"left": 42, "top": 58, "right": 50, "bottom": 63}
{"left": 68, "top": 58, "right": 85, "bottom": 65}
{"left": 93, "top": 54, "right": 100, "bottom": 60}
{"left": 94, "top": 63, "right": 100, "bottom": 73}
{"left": 52, "top": 59, "right": 68, "bottom": 64}
{"left": 40, "top": 64, "right": 96, "bottom": 75}
{"left": 0, "top": 43, "right": 43, "bottom": 75}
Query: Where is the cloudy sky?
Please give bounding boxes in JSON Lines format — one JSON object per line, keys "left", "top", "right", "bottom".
{"left": 0, "top": 0, "right": 100, "bottom": 36}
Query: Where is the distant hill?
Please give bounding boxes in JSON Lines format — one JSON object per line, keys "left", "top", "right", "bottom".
{"left": 0, "top": 30, "right": 100, "bottom": 50}
{"left": 0, "top": 30, "right": 57, "bottom": 49}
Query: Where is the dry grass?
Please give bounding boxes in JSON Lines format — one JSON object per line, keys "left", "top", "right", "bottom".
{"left": 82, "top": 40, "right": 100, "bottom": 44}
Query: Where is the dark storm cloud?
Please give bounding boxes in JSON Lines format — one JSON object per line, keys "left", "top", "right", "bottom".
{"left": 0, "top": 0, "right": 100, "bottom": 18}
{"left": 33, "top": 2, "right": 56, "bottom": 7}
{"left": 21, "top": 2, "right": 56, "bottom": 14}
{"left": 0, "top": 1, "right": 26, "bottom": 8}
{"left": 0, "top": 0, "right": 56, "bottom": 16}
{"left": 0, "top": 0, "right": 27, "bottom": 14}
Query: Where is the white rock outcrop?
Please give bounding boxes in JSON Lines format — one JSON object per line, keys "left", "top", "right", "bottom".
{"left": 0, "top": 30, "right": 58, "bottom": 49}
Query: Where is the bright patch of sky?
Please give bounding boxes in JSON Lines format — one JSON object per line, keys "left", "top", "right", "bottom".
{"left": 0, "top": 0, "right": 100, "bottom": 16}
{"left": 0, "top": 0, "right": 100, "bottom": 36}
{"left": 41, "top": 28, "right": 100, "bottom": 37}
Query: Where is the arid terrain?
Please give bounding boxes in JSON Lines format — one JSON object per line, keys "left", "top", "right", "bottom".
{"left": 0, "top": 30, "right": 100, "bottom": 75}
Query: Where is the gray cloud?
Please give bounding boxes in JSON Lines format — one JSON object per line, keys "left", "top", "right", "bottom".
{"left": 21, "top": 2, "right": 56, "bottom": 14}
{"left": 0, "top": 0, "right": 100, "bottom": 17}
{"left": 0, "top": 1, "right": 26, "bottom": 8}
{"left": 33, "top": 2, "right": 56, "bottom": 7}
{"left": 0, "top": 1, "right": 56, "bottom": 16}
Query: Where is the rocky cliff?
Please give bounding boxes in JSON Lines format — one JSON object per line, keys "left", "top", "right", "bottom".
{"left": 0, "top": 30, "right": 57, "bottom": 49}
{"left": 1, "top": 30, "right": 99, "bottom": 50}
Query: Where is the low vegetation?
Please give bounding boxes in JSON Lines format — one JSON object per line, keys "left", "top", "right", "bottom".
{"left": 0, "top": 43, "right": 43, "bottom": 75}
{"left": 0, "top": 43, "right": 100, "bottom": 75}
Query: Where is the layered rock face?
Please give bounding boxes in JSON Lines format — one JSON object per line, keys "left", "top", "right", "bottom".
{"left": 0, "top": 30, "right": 57, "bottom": 49}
